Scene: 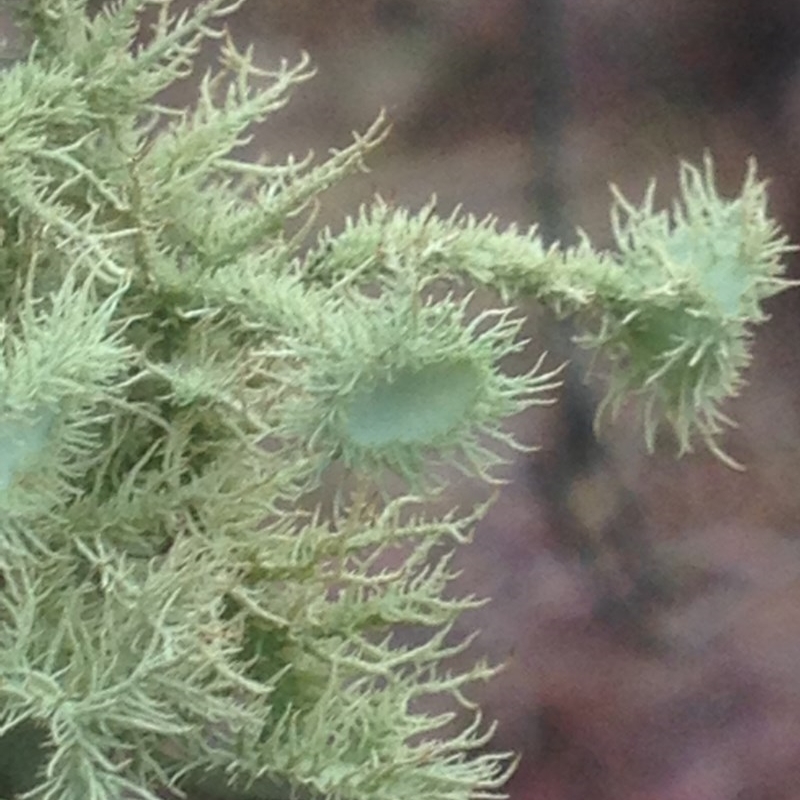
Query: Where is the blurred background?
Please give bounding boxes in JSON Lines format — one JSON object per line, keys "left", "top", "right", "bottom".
{"left": 215, "top": 4, "right": 800, "bottom": 798}
{"left": 9, "top": 1, "right": 800, "bottom": 797}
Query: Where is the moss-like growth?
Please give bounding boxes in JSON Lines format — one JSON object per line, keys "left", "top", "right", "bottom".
{"left": 0, "top": 2, "right": 793, "bottom": 799}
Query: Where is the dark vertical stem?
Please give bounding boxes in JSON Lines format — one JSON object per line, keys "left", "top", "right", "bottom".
{"left": 524, "top": 0, "right": 598, "bottom": 468}
{"left": 523, "top": 0, "right": 664, "bottom": 648}
{"left": 525, "top": 0, "right": 571, "bottom": 247}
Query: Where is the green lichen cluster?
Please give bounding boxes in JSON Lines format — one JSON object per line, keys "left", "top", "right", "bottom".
{"left": 0, "top": 1, "right": 793, "bottom": 799}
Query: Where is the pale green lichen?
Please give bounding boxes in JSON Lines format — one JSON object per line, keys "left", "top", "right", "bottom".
{"left": 577, "top": 157, "right": 795, "bottom": 466}
{"left": 0, "top": 1, "right": 794, "bottom": 799}
{"left": 0, "top": 408, "right": 55, "bottom": 492}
